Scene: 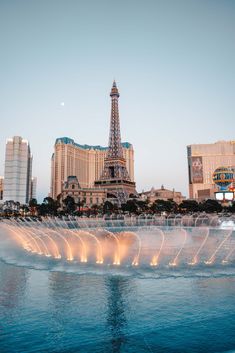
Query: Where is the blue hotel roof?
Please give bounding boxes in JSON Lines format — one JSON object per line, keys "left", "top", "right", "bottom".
{"left": 55, "top": 137, "right": 132, "bottom": 150}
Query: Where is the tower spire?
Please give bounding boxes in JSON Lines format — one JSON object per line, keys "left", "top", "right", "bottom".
{"left": 94, "top": 81, "right": 136, "bottom": 204}
{"left": 108, "top": 80, "right": 123, "bottom": 159}
{"left": 110, "top": 80, "right": 119, "bottom": 97}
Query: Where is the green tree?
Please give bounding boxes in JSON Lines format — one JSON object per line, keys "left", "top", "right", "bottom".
{"left": 63, "top": 195, "right": 76, "bottom": 214}
{"left": 38, "top": 197, "right": 60, "bottom": 216}
{"left": 179, "top": 200, "right": 199, "bottom": 213}
{"left": 29, "top": 198, "right": 38, "bottom": 216}
{"left": 77, "top": 198, "right": 85, "bottom": 213}
{"left": 125, "top": 200, "right": 138, "bottom": 214}
{"left": 103, "top": 201, "right": 117, "bottom": 214}
{"left": 151, "top": 199, "right": 177, "bottom": 213}
{"left": 199, "top": 199, "right": 222, "bottom": 213}
{"left": 136, "top": 200, "right": 150, "bottom": 213}
{"left": 29, "top": 198, "right": 37, "bottom": 207}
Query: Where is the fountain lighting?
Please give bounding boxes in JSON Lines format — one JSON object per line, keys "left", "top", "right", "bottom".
{"left": 130, "top": 232, "right": 141, "bottom": 267}
{"left": 168, "top": 229, "right": 187, "bottom": 267}
{"left": 150, "top": 229, "right": 165, "bottom": 267}
{"left": 23, "top": 218, "right": 52, "bottom": 257}
{"left": 205, "top": 230, "right": 233, "bottom": 265}
{"left": 131, "top": 258, "right": 139, "bottom": 266}
{"left": 1, "top": 216, "right": 235, "bottom": 267}
{"left": 77, "top": 230, "right": 103, "bottom": 264}
{"left": 204, "top": 259, "right": 213, "bottom": 265}
{"left": 54, "top": 255, "right": 62, "bottom": 259}
{"left": 188, "top": 260, "right": 197, "bottom": 266}
{"left": 101, "top": 229, "right": 121, "bottom": 265}
{"left": 10, "top": 219, "right": 42, "bottom": 254}
{"left": 63, "top": 219, "right": 87, "bottom": 263}
{"left": 4, "top": 224, "right": 32, "bottom": 252}
{"left": 188, "top": 228, "right": 210, "bottom": 265}
{"left": 34, "top": 219, "right": 61, "bottom": 258}
{"left": 221, "top": 238, "right": 235, "bottom": 264}
{"left": 150, "top": 256, "right": 158, "bottom": 266}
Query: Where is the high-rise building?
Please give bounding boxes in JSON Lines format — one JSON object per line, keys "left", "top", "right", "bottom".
{"left": 31, "top": 177, "right": 37, "bottom": 200}
{"left": 3, "top": 136, "right": 33, "bottom": 204}
{"left": 0, "top": 177, "right": 3, "bottom": 201}
{"left": 95, "top": 81, "right": 136, "bottom": 202}
{"left": 50, "top": 139, "right": 134, "bottom": 199}
{"left": 187, "top": 140, "right": 235, "bottom": 200}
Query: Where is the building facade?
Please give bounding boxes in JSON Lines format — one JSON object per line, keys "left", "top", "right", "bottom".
{"left": 0, "top": 177, "right": 3, "bottom": 201}
{"left": 51, "top": 138, "right": 134, "bottom": 199}
{"left": 187, "top": 141, "right": 235, "bottom": 200}
{"left": 140, "top": 185, "right": 185, "bottom": 204}
{"left": 3, "top": 136, "right": 33, "bottom": 204}
{"left": 31, "top": 177, "right": 37, "bottom": 200}
{"left": 60, "top": 176, "right": 106, "bottom": 207}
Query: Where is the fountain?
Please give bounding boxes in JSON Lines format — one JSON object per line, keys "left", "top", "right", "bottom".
{"left": 1, "top": 214, "right": 235, "bottom": 268}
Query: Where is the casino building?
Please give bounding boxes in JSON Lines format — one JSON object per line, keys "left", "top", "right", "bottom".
{"left": 50, "top": 138, "right": 134, "bottom": 200}
{"left": 51, "top": 81, "right": 135, "bottom": 205}
{"left": 187, "top": 141, "right": 235, "bottom": 201}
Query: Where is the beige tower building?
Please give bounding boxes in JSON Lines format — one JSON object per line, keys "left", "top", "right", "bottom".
{"left": 50, "top": 137, "right": 134, "bottom": 199}
{"left": 187, "top": 140, "right": 235, "bottom": 200}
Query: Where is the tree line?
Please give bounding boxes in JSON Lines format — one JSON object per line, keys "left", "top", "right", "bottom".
{"left": 3, "top": 196, "right": 233, "bottom": 217}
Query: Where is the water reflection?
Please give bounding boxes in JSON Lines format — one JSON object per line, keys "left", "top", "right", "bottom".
{"left": 0, "top": 262, "right": 28, "bottom": 352}
{"left": 105, "top": 277, "right": 133, "bottom": 353}
{"left": 0, "top": 262, "right": 28, "bottom": 309}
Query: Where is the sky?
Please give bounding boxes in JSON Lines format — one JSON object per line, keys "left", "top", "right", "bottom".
{"left": 0, "top": 0, "right": 235, "bottom": 202}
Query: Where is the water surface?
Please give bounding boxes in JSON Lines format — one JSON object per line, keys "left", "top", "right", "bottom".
{"left": 1, "top": 257, "right": 235, "bottom": 353}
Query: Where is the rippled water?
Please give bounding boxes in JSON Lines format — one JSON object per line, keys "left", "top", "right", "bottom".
{"left": 1, "top": 225, "right": 235, "bottom": 353}
{"left": 1, "top": 257, "right": 235, "bottom": 353}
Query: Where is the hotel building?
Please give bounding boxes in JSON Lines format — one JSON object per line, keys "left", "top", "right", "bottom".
{"left": 50, "top": 137, "right": 134, "bottom": 199}
{"left": 187, "top": 140, "right": 235, "bottom": 200}
{"left": 3, "top": 136, "right": 33, "bottom": 204}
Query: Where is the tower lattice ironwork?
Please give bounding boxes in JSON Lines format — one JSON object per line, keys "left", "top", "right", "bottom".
{"left": 95, "top": 81, "right": 136, "bottom": 203}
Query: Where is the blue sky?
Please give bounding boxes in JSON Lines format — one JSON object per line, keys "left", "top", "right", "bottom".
{"left": 0, "top": 0, "right": 235, "bottom": 201}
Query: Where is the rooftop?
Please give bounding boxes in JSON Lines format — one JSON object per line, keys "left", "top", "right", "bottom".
{"left": 55, "top": 137, "right": 132, "bottom": 150}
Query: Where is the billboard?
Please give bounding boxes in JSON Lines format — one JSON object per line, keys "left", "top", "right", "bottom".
{"left": 215, "top": 192, "right": 224, "bottom": 201}
{"left": 224, "top": 192, "right": 234, "bottom": 201}
{"left": 215, "top": 192, "right": 234, "bottom": 201}
{"left": 191, "top": 157, "right": 203, "bottom": 183}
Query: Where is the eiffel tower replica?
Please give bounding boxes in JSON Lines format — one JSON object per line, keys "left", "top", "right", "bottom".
{"left": 95, "top": 81, "right": 136, "bottom": 204}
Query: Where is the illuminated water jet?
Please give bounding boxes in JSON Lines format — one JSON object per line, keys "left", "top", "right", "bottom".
{"left": 150, "top": 229, "right": 165, "bottom": 266}
{"left": 1, "top": 217, "right": 235, "bottom": 268}
{"left": 188, "top": 228, "right": 210, "bottom": 265}
{"left": 204, "top": 230, "right": 233, "bottom": 265}
{"left": 169, "top": 229, "right": 187, "bottom": 266}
